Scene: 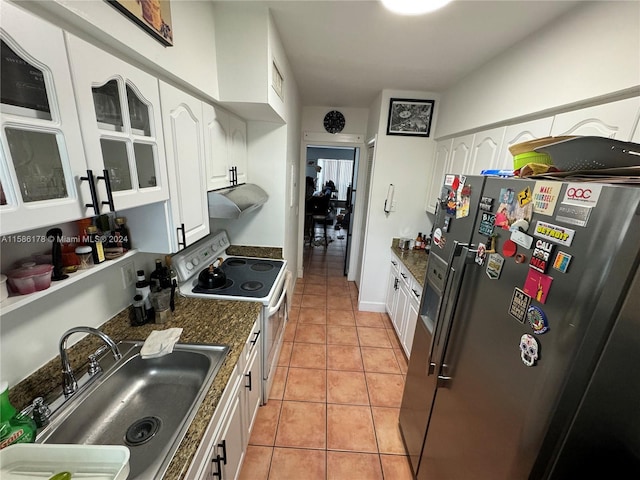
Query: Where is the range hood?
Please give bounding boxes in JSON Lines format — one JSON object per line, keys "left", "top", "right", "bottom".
{"left": 207, "top": 184, "right": 269, "bottom": 219}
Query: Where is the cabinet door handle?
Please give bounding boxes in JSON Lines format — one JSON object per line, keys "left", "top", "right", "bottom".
{"left": 80, "top": 170, "right": 100, "bottom": 215}
{"left": 245, "top": 371, "right": 252, "bottom": 391}
{"left": 96, "top": 169, "right": 115, "bottom": 212}
{"left": 211, "top": 454, "right": 223, "bottom": 478}
{"left": 394, "top": 278, "right": 398, "bottom": 290}
{"left": 400, "top": 273, "right": 407, "bottom": 280}
{"left": 412, "top": 288, "right": 420, "bottom": 298}
{"left": 217, "top": 439, "right": 227, "bottom": 465}
{"left": 176, "top": 223, "right": 186, "bottom": 250}
{"left": 391, "top": 260, "right": 397, "bottom": 267}
{"left": 250, "top": 330, "right": 261, "bottom": 346}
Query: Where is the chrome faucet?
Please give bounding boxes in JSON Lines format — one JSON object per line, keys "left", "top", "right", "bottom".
{"left": 59, "top": 326, "right": 122, "bottom": 397}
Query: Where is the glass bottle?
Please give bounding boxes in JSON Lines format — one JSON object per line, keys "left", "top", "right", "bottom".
{"left": 415, "top": 232, "right": 423, "bottom": 250}
{"left": 0, "top": 381, "right": 36, "bottom": 450}
{"left": 85, "top": 225, "right": 105, "bottom": 264}
{"left": 114, "top": 217, "right": 131, "bottom": 251}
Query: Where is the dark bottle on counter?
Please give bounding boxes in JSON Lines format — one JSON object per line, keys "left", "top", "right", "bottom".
{"left": 130, "top": 294, "right": 148, "bottom": 326}
{"left": 149, "top": 259, "right": 164, "bottom": 291}
{"left": 114, "top": 217, "right": 131, "bottom": 251}
{"left": 135, "top": 270, "right": 155, "bottom": 322}
{"left": 85, "top": 225, "right": 105, "bottom": 264}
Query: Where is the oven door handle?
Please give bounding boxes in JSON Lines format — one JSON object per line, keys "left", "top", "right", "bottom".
{"left": 267, "top": 271, "right": 291, "bottom": 316}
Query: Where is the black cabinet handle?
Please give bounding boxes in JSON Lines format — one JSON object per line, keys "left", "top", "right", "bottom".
{"left": 80, "top": 170, "right": 100, "bottom": 215}
{"left": 250, "top": 330, "right": 261, "bottom": 346}
{"left": 217, "top": 439, "right": 227, "bottom": 465}
{"left": 176, "top": 223, "right": 186, "bottom": 250}
{"left": 245, "top": 371, "right": 252, "bottom": 391}
{"left": 211, "top": 455, "right": 223, "bottom": 478}
{"left": 96, "top": 169, "right": 115, "bottom": 212}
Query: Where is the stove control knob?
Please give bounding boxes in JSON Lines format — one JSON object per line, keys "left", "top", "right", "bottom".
{"left": 192, "top": 258, "right": 200, "bottom": 266}
{"left": 186, "top": 261, "right": 194, "bottom": 270}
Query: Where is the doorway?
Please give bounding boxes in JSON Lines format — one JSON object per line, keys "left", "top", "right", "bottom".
{"left": 304, "top": 144, "right": 359, "bottom": 276}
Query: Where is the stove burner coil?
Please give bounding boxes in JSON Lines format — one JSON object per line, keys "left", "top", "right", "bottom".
{"left": 241, "top": 281, "right": 264, "bottom": 292}
{"left": 251, "top": 262, "right": 274, "bottom": 272}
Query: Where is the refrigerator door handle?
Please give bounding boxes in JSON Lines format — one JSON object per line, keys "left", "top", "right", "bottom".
{"left": 433, "top": 245, "right": 476, "bottom": 384}
{"left": 425, "top": 241, "right": 470, "bottom": 376}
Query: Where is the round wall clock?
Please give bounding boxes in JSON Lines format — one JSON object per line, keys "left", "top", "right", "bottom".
{"left": 323, "top": 110, "right": 346, "bottom": 134}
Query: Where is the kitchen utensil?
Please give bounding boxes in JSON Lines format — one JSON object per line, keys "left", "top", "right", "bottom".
{"left": 534, "top": 136, "right": 640, "bottom": 171}
{"left": 197, "top": 261, "right": 226, "bottom": 289}
{"left": 75, "top": 246, "right": 93, "bottom": 269}
{"left": 151, "top": 289, "right": 172, "bottom": 324}
{"left": 7, "top": 263, "right": 53, "bottom": 295}
{"left": 398, "top": 238, "right": 412, "bottom": 250}
{"left": 46, "top": 228, "right": 69, "bottom": 281}
{"left": 508, "top": 136, "right": 576, "bottom": 156}
{"left": 170, "top": 279, "right": 176, "bottom": 312}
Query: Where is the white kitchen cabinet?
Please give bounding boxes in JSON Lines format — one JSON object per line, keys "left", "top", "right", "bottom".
{"left": 425, "top": 139, "right": 451, "bottom": 214}
{"left": 550, "top": 96, "right": 640, "bottom": 140}
{"left": 187, "top": 317, "right": 262, "bottom": 480}
{"left": 385, "top": 256, "right": 400, "bottom": 317}
{"left": 0, "top": 2, "right": 93, "bottom": 235}
{"left": 448, "top": 134, "right": 474, "bottom": 175}
{"left": 497, "top": 117, "right": 554, "bottom": 171}
{"left": 386, "top": 251, "right": 423, "bottom": 356}
{"left": 462, "top": 127, "right": 506, "bottom": 175}
{"left": 159, "top": 81, "right": 210, "bottom": 251}
{"left": 203, "top": 105, "right": 247, "bottom": 191}
{"left": 403, "top": 277, "right": 421, "bottom": 357}
{"left": 66, "top": 34, "right": 169, "bottom": 211}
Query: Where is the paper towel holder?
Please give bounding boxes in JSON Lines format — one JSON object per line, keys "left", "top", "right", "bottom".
{"left": 384, "top": 184, "right": 394, "bottom": 214}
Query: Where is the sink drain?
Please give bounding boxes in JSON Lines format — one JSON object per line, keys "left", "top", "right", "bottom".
{"left": 125, "top": 416, "right": 161, "bottom": 446}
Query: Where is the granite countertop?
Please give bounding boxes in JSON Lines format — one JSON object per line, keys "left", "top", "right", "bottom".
{"left": 9, "top": 295, "right": 262, "bottom": 480}
{"left": 390, "top": 239, "right": 429, "bottom": 287}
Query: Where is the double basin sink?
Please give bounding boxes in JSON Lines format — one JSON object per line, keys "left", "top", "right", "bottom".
{"left": 36, "top": 341, "right": 229, "bottom": 479}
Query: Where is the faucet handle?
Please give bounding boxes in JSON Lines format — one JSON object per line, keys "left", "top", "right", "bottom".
{"left": 87, "top": 345, "right": 110, "bottom": 376}
{"left": 20, "top": 396, "right": 51, "bottom": 428}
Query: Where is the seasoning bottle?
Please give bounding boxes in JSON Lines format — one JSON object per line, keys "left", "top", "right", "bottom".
{"left": 135, "top": 270, "right": 155, "bottom": 321}
{"left": 130, "top": 294, "right": 148, "bottom": 326}
{"left": 114, "top": 217, "right": 131, "bottom": 251}
{"left": 0, "top": 381, "right": 37, "bottom": 450}
{"left": 415, "top": 232, "right": 423, "bottom": 250}
{"left": 85, "top": 225, "right": 105, "bottom": 264}
{"left": 149, "top": 259, "right": 164, "bottom": 291}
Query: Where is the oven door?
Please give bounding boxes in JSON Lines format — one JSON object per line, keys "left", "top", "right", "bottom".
{"left": 262, "top": 270, "right": 291, "bottom": 403}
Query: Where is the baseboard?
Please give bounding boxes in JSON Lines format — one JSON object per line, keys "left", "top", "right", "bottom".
{"left": 357, "top": 300, "right": 386, "bottom": 313}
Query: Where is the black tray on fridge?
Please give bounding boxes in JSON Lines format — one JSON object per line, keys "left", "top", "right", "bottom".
{"left": 534, "top": 136, "right": 640, "bottom": 171}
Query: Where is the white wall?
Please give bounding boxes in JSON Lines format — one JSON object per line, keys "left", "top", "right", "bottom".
{"left": 301, "top": 107, "right": 370, "bottom": 136}
{"left": 358, "top": 89, "right": 438, "bottom": 311}
{"left": 436, "top": 1, "right": 640, "bottom": 137}
{"left": 14, "top": 0, "right": 220, "bottom": 102}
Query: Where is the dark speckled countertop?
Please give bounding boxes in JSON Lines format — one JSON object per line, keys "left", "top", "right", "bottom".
{"left": 10, "top": 296, "right": 261, "bottom": 480}
{"left": 390, "top": 238, "right": 429, "bottom": 287}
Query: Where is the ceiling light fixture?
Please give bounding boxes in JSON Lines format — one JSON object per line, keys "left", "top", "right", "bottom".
{"left": 380, "top": 0, "right": 453, "bottom": 16}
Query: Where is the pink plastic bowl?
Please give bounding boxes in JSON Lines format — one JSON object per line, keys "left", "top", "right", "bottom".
{"left": 7, "top": 263, "right": 53, "bottom": 295}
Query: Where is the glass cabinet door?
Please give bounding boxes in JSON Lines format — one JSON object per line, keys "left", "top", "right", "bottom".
{"left": 0, "top": 3, "right": 90, "bottom": 236}
{"left": 67, "top": 34, "right": 168, "bottom": 211}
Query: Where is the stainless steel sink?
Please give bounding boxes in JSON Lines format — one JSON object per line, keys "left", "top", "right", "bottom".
{"left": 37, "top": 341, "right": 229, "bottom": 479}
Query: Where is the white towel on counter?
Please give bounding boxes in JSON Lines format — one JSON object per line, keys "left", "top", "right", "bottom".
{"left": 140, "top": 328, "right": 183, "bottom": 359}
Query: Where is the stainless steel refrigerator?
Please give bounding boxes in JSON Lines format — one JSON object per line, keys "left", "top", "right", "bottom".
{"left": 399, "top": 175, "right": 640, "bottom": 479}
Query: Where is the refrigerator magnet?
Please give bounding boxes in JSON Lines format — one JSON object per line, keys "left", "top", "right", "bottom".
{"left": 523, "top": 270, "right": 553, "bottom": 304}
{"left": 552, "top": 251, "right": 572, "bottom": 273}
{"left": 486, "top": 253, "right": 504, "bottom": 280}
{"left": 433, "top": 228, "right": 444, "bottom": 249}
{"left": 478, "top": 212, "right": 496, "bottom": 236}
{"left": 509, "top": 287, "right": 531, "bottom": 324}
{"left": 511, "top": 230, "right": 534, "bottom": 249}
{"left": 479, "top": 196, "right": 494, "bottom": 211}
{"left": 527, "top": 306, "right": 549, "bottom": 335}
{"left": 532, "top": 181, "right": 561, "bottom": 216}
{"left": 475, "top": 243, "right": 487, "bottom": 266}
{"left": 446, "top": 191, "right": 457, "bottom": 216}
{"left": 502, "top": 239, "right": 517, "bottom": 258}
{"left": 517, "top": 187, "right": 533, "bottom": 207}
{"left": 500, "top": 188, "right": 515, "bottom": 205}
{"left": 444, "top": 174, "right": 456, "bottom": 187}
{"left": 456, "top": 185, "right": 471, "bottom": 219}
{"left": 534, "top": 220, "right": 575, "bottom": 247}
{"left": 529, "top": 239, "right": 556, "bottom": 273}
{"left": 519, "top": 334, "right": 539, "bottom": 367}
{"left": 443, "top": 216, "right": 451, "bottom": 232}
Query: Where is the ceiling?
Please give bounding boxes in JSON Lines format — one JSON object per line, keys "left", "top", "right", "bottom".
{"left": 234, "top": 0, "right": 582, "bottom": 108}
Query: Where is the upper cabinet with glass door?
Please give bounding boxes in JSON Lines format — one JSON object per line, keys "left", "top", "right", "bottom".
{"left": 0, "top": 3, "right": 93, "bottom": 235}
{"left": 65, "top": 34, "right": 169, "bottom": 211}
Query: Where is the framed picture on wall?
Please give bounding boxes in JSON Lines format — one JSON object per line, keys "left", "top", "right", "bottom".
{"left": 386, "top": 98, "right": 435, "bottom": 137}
{"left": 107, "top": 0, "right": 174, "bottom": 46}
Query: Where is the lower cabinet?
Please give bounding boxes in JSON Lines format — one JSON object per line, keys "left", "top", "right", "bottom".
{"left": 385, "top": 251, "right": 422, "bottom": 358}
{"left": 187, "top": 318, "right": 262, "bottom": 480}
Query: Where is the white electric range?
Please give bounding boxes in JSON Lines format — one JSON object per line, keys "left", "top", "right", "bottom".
{"left": 172, "top": 230, "right": 289, "bottom": 403}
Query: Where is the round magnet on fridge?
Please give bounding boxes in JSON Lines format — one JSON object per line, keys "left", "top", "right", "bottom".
{"left": 502, "top": 239, "right": 517, "bottom": 257}
{"left": 527, "top": 306, "right": 549, "bottom": 334}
